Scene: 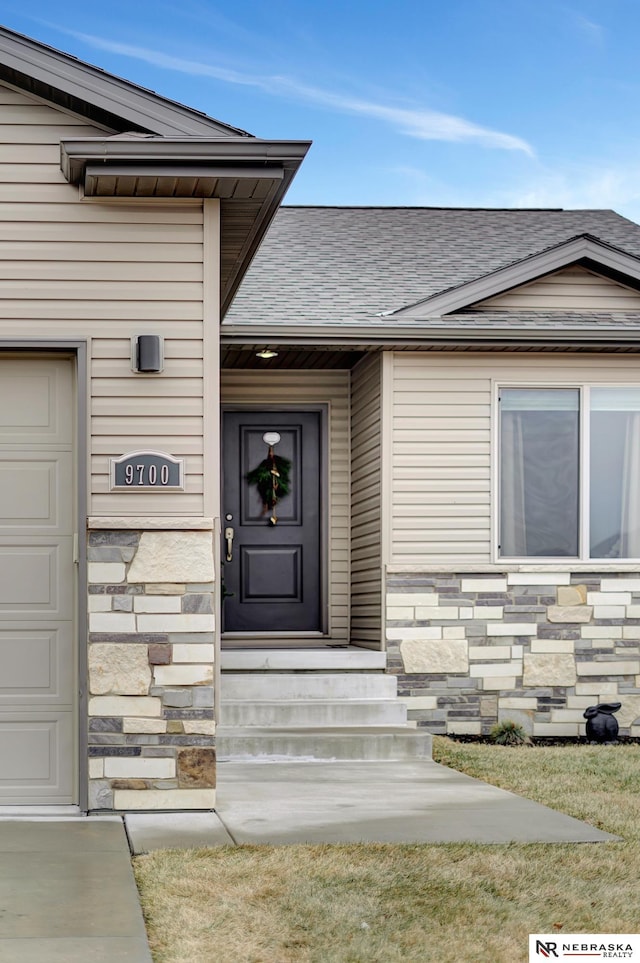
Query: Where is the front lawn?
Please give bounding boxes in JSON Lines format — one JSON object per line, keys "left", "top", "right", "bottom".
{"left": 134, "top": 739, "right": 640, "bottom": 962}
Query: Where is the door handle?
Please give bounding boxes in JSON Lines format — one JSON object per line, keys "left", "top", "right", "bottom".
{"left": 224, "top": 527, "right": 234, "bottom": 562}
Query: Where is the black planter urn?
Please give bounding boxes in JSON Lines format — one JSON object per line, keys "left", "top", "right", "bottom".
{"left": 583, "top": 702, "right": 621, "bottom": 743}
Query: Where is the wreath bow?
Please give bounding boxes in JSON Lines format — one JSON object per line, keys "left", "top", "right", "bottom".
{"left": 246, "top": 446, "right": 291, "bottom": 525}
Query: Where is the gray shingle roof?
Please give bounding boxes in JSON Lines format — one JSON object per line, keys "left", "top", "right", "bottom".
{"left": 224, "top": 206, "right": 640, "bottom": 327}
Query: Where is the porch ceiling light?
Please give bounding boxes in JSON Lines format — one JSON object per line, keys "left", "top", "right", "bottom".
{"left": 256, "top": 348, "right": 278, "bottom": 359}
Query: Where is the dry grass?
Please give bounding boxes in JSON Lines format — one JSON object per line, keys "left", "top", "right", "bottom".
{"left": 134, "top": 740, "right": 640, "bottom": 963}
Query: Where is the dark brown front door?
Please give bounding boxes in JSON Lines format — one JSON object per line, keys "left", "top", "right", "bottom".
{"left": 222, "top": 410, "right": 322, "bottom": 633}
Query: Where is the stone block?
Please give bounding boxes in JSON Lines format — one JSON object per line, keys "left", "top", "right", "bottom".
{"left": 89, "top": 695, "right": 161, "bottom": 717}
{"left": 88, "top": 562, "right": 125, "bottom": 584}
{"left": 487, "top": 623, "right": 537, "bottom": 636}
{"left": 192, "top": 687, "right": 214, "bottom": 707}
{"left": 111, "top": 779, "right": 148, "bottom": 791}
{"left": 105, "top": 756, "right": 175, "bottom": 779}
{"left": 481, "top": 677, "right": 517, "bottom": 690}
{"left": 523, "top": 654, "right": 577, "bottom": 687}
{"left": 587, "top": 592, "right": 632, "bottom": 605}
{"left": 127, "top": 531, "right": 214, "bottom": 583}
{"left": 88, "top": 644, "right": 151, "bottom": 695}
{"left": 122, "top": 718, "right": 167, "bottom": 734}
{"left": 577, "top": 660, "right": 640, "bottom": 677}
{"left": 601, "top": 578, "right": 640, "bottom": 592}
{"left": 583, "top": 626, "right": 623, "bottom": 639}
{"left": 136, "top": 614, "right": 215, "bottom": 633}
{"left": 499, "top": 697, "right": 537, "bottom": 709}
{"left": 386, "top": 593, "right": 438, "bottom": 607}
{"left": 400, "top": 638, "right": 468, "bottom": 674}
{"left": 442, "top": 626, "right": 466, "bottom": 639}
{"left": 112, "top": 596, "right": 133, "bottom": 612}
{"left": 88, "top": 596, "right": 112, "bottom": 613}
{"left": 162, "top": 690, "right": 193, "bottom": 708}
{"left": 593, "top": 605, "right": 626, "bottom": 619}
{"left": 472, "top": 662, "right": 522, "bottom": 678}
{"left": 461, "top": 578, "right": 507, "bottom": 592}
{"left": 145, "top": 584, "right": 186, "bottom": 595}
{"left": 507, "top": 573, "right": 570, "bottom": 585}
{"left": 472, "top": 606, "right": 504, "bottom": 619}
{"left": 183, "top": 720, "right": 216, "bottom": 735}
{"left": 113, "top": 788, "right": 215, "bottom": 810}
{"left": 88, "top": 759, "right": 104, "bottom": 779}
{"left": 533, "top": 722, "right": 579, "bottom": 737}
{"left": 468, "top": 645, "right": 511, "bottom": 661}
{"left": 88, "top": 780, "right": 113, "bottom": 810}
{"left": 177, "top": 748, "right": 216, "bottom": 788}
{"left": 148, "top": 643, "right": 171, "bottom": 665}
{"left": 387, "top": 606, "right": 415, "bottom": 620}
{"left": 134, "top": 596, "right": 182, "bottom": 613}
{"left": 89, "top": 612, "right": 136, "bottom": 633}
{"left": 447, "top": 720, "right": 482, "bottom": 735}
{"left": 575, "top": 682, "right": 618, "bottom": 696}
{"left": 547, "top": 605, "right": 592, "bottom": 624}
{"left": 386, "top": 626, "right": 443, "bottom": 641}
{"left": 557, "top": 584, "right": 587, "bottom": 605}
{"left": 530, "top": 639, "right": 575, "bottom": 654}
{"left": 173, "top": 644, "right": 215, "bottom": 663}
{"left": 182, "top": 594, "right": 213, "bottom": 614}
{"left": 154, "top": 664, "right": 214, "bottom": 686}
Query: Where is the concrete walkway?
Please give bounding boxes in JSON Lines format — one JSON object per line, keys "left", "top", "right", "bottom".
{"left": 0, "top": 816, "right": 151, "bottom": 963}
{"left": 125, "top": 759, "right": 619, "bottom": 851}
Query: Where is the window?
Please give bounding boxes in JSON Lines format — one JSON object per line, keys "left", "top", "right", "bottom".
{"left": 498, "top": 386, "right": 640, "bottom": 559}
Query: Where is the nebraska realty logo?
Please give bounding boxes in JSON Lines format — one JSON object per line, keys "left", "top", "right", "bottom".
{"left": 529, "top": 935, "right": 639, "bottom": 960}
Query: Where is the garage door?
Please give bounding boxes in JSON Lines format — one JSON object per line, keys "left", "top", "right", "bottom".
{"left": 0, "top": 358, "right": 75, "bottom": 804}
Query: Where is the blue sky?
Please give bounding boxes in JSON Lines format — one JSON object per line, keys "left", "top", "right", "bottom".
{"left": 4, "top": 1, "right": 640, "bottom": 220}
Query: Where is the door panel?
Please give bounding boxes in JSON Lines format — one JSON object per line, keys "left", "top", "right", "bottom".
{"left": 0, "top": 358, "right": 75, "bottom": 804}
{"left": 223, "top": 410, "right": 322, "bottom": 633}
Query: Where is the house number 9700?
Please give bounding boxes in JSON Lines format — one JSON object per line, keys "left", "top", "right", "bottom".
{"left": 124, "top": 463, "right": 170, "bottom": 486}
{"left": 110, "top": 451, "right": 184, "bottom": 491}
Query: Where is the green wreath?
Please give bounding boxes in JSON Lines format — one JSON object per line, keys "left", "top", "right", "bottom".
{"left": 246, "top": 449, "right": 291, "bottom": 517}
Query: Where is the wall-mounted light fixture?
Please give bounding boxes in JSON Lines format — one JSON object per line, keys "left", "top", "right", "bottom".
{"left": 132, "top": 335, "right": 164, "bottom": 373}
{"left": 255, "top": 348, "right": 278, "bottom": 360}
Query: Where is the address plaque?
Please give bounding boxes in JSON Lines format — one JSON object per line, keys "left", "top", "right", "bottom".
{"left": 110, "top": 451, "right": 184, "bottom": 491}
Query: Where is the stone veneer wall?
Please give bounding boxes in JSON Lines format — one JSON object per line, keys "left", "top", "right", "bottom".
{"left": 87, "top": 529, "right": 216, "bottom": 810}
{"left": 386, "top": 573, "right": 640, "bottom": 738}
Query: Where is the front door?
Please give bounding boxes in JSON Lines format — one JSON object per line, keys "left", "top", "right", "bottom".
{"left": 222, "top": 409, "right": 322, "bottom": 634}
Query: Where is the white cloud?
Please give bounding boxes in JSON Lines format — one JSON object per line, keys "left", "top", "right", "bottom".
{"left": 64, "top": 30, "right": 534, "bottom": 155}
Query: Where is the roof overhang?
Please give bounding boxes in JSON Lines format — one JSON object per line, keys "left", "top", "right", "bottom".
{"left": 61, "top": 136, "right": 311, "bottom": 314}
{"left": 0, "top": 25, "right": 249, "bottom": 136}
{"left": 221, "top": 321, "right": 640, "bottom": 352}
{"left": 391, "top": 234, "right": 640, "bottom": 319}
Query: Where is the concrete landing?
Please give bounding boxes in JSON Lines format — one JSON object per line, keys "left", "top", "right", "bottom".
{"left": 125, "top": 760, "right": 618, "bottom": 852}
{"left": 0, "top": 816, "right": 151, "bottom": 963}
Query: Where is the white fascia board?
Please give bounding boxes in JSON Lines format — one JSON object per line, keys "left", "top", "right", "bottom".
{"left": 391, "top": 235, "right": 640, "bottom": 319}
{"left": 60, "top": 137, "right": 310, "bottom": 184}
{"left": 220, "top": 322, "right": 640, "bottom": 349}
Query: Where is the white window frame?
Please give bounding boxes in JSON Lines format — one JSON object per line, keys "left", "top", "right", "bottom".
{"left": 492, "top": 381, "right": 640, "bottom": 564}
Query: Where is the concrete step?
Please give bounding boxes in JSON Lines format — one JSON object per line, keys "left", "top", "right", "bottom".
{"left": 216, "top": 727, "right": 433, "bottom": 762}
{"left": 220, "top": 648, "right": 386, "bottom": 671}
{"left": 221, "top": 672, "right": 398, "bottom": 702}
{"left": 221, "top": 699, "right": 407, "bottom": 727}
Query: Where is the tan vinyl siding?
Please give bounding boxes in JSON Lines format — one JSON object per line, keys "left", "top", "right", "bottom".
{"left": 0, "top": 83, "right": 210, "bottom": 515}
{"left": 476, "top": 265, "right": 640, "bottom": 310}
{"left": 221, "top": 370, "right": 350, "bottom": 642}
{"left": 390, "top": 352, "right": 640, "bottom": 564}
{"left": 350, "top": 355, "right": 382, "bottom": 646}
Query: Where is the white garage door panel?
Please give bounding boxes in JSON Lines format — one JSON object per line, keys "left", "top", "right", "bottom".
{"left": 0, "top": 453, "right": 72, "bottom": 532}
{"left": 0, "top": 538, "right": 72, "bottom": 617}
{"left": 0, "top": 357, "right": 75, "bottom": 805}
{"left": 0, "top": 624, "right": 73, "bottom": 703}
{"left": 0, "top": 365, "right": 72, "bottom": 445}
{"left": 0, "top": 714, "right": 73, "bottom": 803}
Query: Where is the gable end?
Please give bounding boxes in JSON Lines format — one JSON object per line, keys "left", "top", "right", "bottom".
{"left": 472, "top": 265, "right": 640, "bottom": 312}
